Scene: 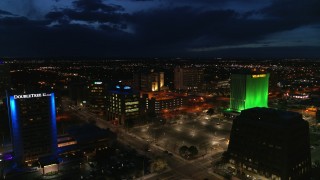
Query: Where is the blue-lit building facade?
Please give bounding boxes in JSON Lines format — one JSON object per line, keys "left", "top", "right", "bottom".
{"left": 8, "top": 92, "right": 57, "bottom": 165}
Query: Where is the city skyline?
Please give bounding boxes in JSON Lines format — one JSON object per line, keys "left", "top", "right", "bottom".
{"left": 0, "top": 0, "right": 319, "bottom": 58}
{"left": 1, "top": 60, "right": 320, "bottom": 179}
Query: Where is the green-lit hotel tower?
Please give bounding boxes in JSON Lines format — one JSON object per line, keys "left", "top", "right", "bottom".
{"left": 230, "top": 70, "right": 269, "bottom": 112}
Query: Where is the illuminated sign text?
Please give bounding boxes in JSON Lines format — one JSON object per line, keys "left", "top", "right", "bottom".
{"left": 13, "top": 93, "right": 52, "bottom": 99}
{"left": 252, "top": 74, "right": 266, "bottom": 78}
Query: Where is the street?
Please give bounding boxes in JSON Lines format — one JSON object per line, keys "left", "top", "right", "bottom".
{"left": 60, "top": 97, "right": 230, "bottom": 179}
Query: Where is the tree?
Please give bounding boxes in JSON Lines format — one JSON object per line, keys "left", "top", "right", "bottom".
{"left": 151, "top": 158, "right": 167, "bottom": 173}
{"left": 189, "top": 146, "right": 198, "bottom": 157}
{"left": 207, "top": 108, "right": 214, "bottom": 115}
{"left": 179, "top": 146, "right": 189, "bottom": 157}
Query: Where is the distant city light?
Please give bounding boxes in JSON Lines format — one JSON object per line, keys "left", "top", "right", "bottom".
{"left": 124, "top": 86, "right": 131, "bottom": 90}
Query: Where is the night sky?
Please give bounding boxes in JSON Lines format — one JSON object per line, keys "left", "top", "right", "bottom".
{"left": 0, "top": 0, "right": 319, "bottom": 58}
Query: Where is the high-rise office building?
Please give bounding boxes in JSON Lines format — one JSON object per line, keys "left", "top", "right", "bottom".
{"left": 68, "top": 80, "right": 88, "bottom": 106}
{"left": 227, "top": 108, "right": 311, "bottom": 180}
{"left": 88, "top": 81, "right": 107, "bottom": 115}
{"left": 230, "top": 70, "right": 269, "bottom": 112}
{"left": 174, "top": 66, "right": 204, "bottom": 91}
{"left": 134, "top": 70, "right": 164, "bottom": 92}
{"left": 8, "top": 92, "right": 58, "bottom": 165}
{"left": 106, "top": 85, "right": 140, "bottom": 125}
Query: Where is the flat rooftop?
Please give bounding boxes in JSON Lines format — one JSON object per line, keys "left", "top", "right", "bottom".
{"left": 239, "top": 107, "right": 305, "bottom": 125}
{"left": 231, "top": 69, "right": 268, "bottom": 75}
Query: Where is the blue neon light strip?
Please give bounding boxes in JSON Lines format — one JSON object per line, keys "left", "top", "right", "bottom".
{"left": 9, "top": 96, "right": 22, "bottom": 160}
{"left": 9, "top": 96, "right": 17, "bottom": 124}
{"left": 50, "top": 93, "right": 58, "bottom": 155}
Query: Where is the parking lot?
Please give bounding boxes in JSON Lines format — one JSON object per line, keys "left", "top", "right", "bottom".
{"left": 131, "top": 112, "right": 232, "bottom": 157}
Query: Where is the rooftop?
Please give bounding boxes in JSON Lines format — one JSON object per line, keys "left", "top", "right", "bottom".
{"left": 109, "top": 85, "right": 139, "bottom": 95}
{"left": 231, "top": 69, "right": 268, "bottom": 75}
{"left": 238, "top": 107, "right": 305, "bottom": 126}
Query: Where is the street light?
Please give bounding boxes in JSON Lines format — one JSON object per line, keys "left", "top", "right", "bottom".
{"left": 83, "top": 152, "right": 89, "bottom": 162}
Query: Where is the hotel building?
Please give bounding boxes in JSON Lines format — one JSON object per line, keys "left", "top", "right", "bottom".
{"left": 8, "top": 92, "right": 58, "bottom": 165}
{"left": 174, "top": 66, "right": 204, "bottom": 92}
{"left": 134, "top": 70, "right": 165, "bottom": 92}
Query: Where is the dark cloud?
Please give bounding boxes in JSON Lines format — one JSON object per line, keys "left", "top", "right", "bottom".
{"left": 0, "top": 0, "right": 319, "bottom": 58}
{"left": 262, "top": 0, "right": 320, "bottom": 17}
{"left": 0, "top": 17, "right": 30, "bottom": 26}
{"left": 130, "top": 7, "right": 239, "bottom": 46}
{"left": 131, "top": 0, "right": 272, "bottom": 10}
{"left": 128, "top": 4, "right": 318, "bottom": 50}
{"left": 45, "top": 11, "right": 64, "bottom": 21}
{"left": 1, "top": 0, "right": 43, "bottom": 19}
{"left": 73, "top": 0, "right": 124, "bottom": 12}
{"left": 45, "top": 0, "right": 128, "bottom": 28}
{"left": 129, "top": 0, "right": 270, "bottom": 3}
{"left": 0, "top": 19, "right": 134, "bottom": 57}
{"left": 261, "top": 0, "right": 320, "bottom": 25}
{"left": 0, "top": 9, "right": 13, "bottom": 15}
{"left": 47, "top": 9, "right": 127, "bottom": 24}
{"left": 0, "top": 16, "right": 48, "bottom": 27}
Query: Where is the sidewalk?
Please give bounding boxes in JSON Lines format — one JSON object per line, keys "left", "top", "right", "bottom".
{"left": 207, "top": 167, "right": 226, "bottom": 180}
{"left": 135, "top": 168, "right": 171, "bottom": 180}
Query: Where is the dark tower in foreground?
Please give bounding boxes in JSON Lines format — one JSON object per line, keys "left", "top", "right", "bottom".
{"left": 227, "top": 108, "right": 311, "bottom": 180}
{"left": 230, "top": 70, "right": 269, "bottom": 112}
{"left": 8, "top": 92, "right": 58, "bottom": 165}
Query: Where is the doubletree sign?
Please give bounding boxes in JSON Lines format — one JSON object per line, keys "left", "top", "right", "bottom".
{"left": 13, "top": 93, "right": 52, "bottom": 99}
